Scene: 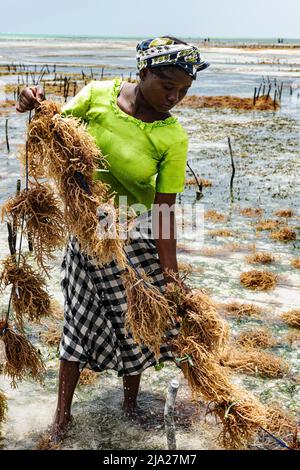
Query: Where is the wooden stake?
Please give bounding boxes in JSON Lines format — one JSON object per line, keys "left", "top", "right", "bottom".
{"left": 164, "top": 379, "right": 179, "bottom": 450}
{"left": 187, "top": 162, "right": 203, "bottom": 200}
{"left": 274, "top": 90, "right": 278, "bottom": 109}
{"left": 5, "top": 119, "right": 10, "bottom": 153}
{"left": 279, "top": 82, "right": 283, "bottom": 102}
{"left": 228, "top": 137, "right": 235, "bottom": 203}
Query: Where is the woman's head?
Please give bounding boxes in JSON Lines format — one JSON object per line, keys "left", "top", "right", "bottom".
{"left": 136, "top": 36, "right": 209, "bottom": 113}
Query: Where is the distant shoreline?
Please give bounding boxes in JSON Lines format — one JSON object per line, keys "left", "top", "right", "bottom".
{"left": 199, "top": 43, "right": 300, "bottom": 50}
{"left": 0, "top": 33, "right": 299, "bottom": 47}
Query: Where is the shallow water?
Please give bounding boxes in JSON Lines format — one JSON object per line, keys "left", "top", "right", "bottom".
{"left": 0, "top": 38, "right": 299, "bottom": 450}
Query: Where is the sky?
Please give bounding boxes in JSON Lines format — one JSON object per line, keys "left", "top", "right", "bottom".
{"left": 1, "top": 0, "right": 299, "bottom": 38}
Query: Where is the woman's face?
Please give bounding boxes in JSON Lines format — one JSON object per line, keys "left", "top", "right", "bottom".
{"left": 139, "top": 66, "right": 193, "bottom": 113}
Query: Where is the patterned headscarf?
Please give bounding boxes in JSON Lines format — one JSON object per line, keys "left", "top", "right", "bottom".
{"left": 136, "top": 37, "right": 209, "bottom": 79}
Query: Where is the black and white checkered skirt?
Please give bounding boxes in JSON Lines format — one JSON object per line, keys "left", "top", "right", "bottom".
{"left": 59, "top": 209, "right": 179, "bottom": 376}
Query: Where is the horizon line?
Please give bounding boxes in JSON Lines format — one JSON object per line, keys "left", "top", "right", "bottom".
{"left": 0, "top": 32, "right": 300, "bottom": 40}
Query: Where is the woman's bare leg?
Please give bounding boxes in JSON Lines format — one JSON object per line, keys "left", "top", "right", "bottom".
{"left": 50, "top": 360, "right": 80, "bottom": 440}
{"left": 122, "top": 373, "right": 141, "bottom": 413}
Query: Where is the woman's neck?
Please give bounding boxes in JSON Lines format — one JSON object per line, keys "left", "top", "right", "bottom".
{"left": 119, "top": 82, "right": 170, "bottom": 123}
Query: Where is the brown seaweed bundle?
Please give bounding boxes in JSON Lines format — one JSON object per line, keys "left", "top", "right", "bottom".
{"left": 177, "top": 339, "right": 233, "bottom": 402}
{"left": 204, "top": 210, "right": 225, "bottom": 222}
{"left": 283, "top": 330, "right": 300, "bottom": 345}
{"left": 176, "top": 337, "right": 266, "bottom": 449}
{"left": 27, "top": 100, "right": 126, "bottom": 267}
{"left": 240, "top": 207, "right": 263, "bottom": 218}
{"left": 281, "top": 309, "right": 300, "bottom": 329}
{"left": 255, "top": 219, "right": 283, "bottom": 231}
{"left": 274, "top": 209, "right": 294, "bottom": 218}
{"left": 265, "top": 404, "right": 298, "bottom": 445}
{"left": 0, "top": 320, "right": 45, "bottom": 388}
{"left": 0, "top": 389, "right": 8, "bottom": 423}
{"left": 236, "top": 328, "right": 277, "bottom": 349}
{"left": 123, "top": 266, "right": 177, "bottom": 359}
{"left": 245, "top": 252, "right": 276, "bottom": 265}
{"left": 2, "top": 181, "right": 66, "bottom": 273}
{"left": 240, "top": 269, "right": 277, "bottom": 291}
{"left": 165, "top": 283, "right": 229, "bottom": 352}
{"left": 291, "top": 258, "right": 300, "bottom": 269}
{"left": 0, "top": 255, "right": 51, "bottom": 330}
{"left": 220, "top": 346, "right": 290, "bottom": 378}
{"left": 271, "top": 227, "right": 297, "bottom": 242}
{"left": 220, "top": 301, "right": 263, "bottom": 319}
{"left": 208, "top": 229, "right": 235, "bottom": 238}
{"left": 39, "top": 324, "right": 62, "bottom": 346}
{"left": 179, "top": 94, "right": 280, "bottom": 112}
{"left": 163, "top": 277, "right": 267, "bottom": 449}
{"left": 79, "top": 369, "right": 100, "bottom": 386}
{"left": 207, "top": 388, "right": 266, "bottom": 449}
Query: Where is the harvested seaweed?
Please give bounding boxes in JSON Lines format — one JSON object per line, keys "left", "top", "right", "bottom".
{"left": 281, "top": 309, "right": 300, "bottom": 329}
{"left": 0, "top": 255, "right": 51, "bottom": 330}
{"left": 240, "top": 269, "right": 277, "bottom": 291}
{"left": 2, "top": 181, "right": 66, "bottom": 273}
{"left": 0, "top": 320, "right": 45, "bottom": 388}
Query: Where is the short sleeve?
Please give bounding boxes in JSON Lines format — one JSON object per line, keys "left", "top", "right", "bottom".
{"left": 61, "top": 81, "right": 93, "bottom": 121}
{"left": 155, "top": 138, "right": 188, "bottom": 193}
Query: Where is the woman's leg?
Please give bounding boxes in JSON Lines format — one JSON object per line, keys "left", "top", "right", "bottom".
{"left": 51, "top": 360, "right": 80, "bottom": 439}
{"left": 122, "top": 373, "right": 141, "bottom": 413}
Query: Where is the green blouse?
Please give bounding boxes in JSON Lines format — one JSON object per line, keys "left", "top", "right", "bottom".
{"left": 61, "top": 78, "right": 188, "bottom": 213}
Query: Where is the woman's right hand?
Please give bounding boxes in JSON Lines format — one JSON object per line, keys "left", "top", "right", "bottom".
{"left": 16, "top": 86, "right": 45, "bottom": 113}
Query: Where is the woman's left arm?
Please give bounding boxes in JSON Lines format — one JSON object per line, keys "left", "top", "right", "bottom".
{"left": 152, "top": 192, "right": 179, "bottom": 283}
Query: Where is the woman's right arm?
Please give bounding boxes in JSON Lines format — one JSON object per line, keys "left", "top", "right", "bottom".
{"left": 16, "top": 86, "right": 45, "bottom": 113}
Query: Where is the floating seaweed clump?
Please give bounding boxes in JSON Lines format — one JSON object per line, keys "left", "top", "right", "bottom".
{"left": 179, "top": 95, "right": 280, "bottom": 112}
{"left": 185, "top": 177, "right": 212, "bottom": 187}
{"left": 240, "top": 207, "right": 263, "bottom": 218}
{"left": 200, "top": 246, "right": 226, "bottom": 257}
{"left": 35, "top": 432, "right": 61, "bottom": 450}
{"left": 266, "top": 404, "right": 297, "bottom": 438}
{"left": 0, "top": 255, "right": 51, "bottom": 330}
{"left": 255, "top": 219, "right": 283, "bottom": 231}
{"left": 220, "top": 301, "right": 264, "bottom": 319}
{"left": 220, "top": 346, "right": 289, "bottom": 378}
{"left": 271, "top": 227, "right": 297, "bottom": 242}
{"left": 281, "top": 309, "right": 300, "bottom": 329}
{"left": 0, "top": 389, "right": 8, "bottom": 423}
{"left": 245, "top": 252, "right": 276, "bottom": 265}
{"left": 284, "top": 330, "right": 300, "bottom": 345}
{"left": 79, "top": 368, "right": 100, "bottom": 386}
{"left": 204, "top": 210, "right": 225, "bottom": 222}
{"left": 39, "top": 325, "right": 62, "bottom": 346}
{"left": 291, "top": 258, "right": 300, "bottom": 269}
{"left": 240, "top": 270, "right": 277, "bottom": 291}
{"left": 236, "top": 328, "right": 277, "bottom": 349}
{"left": 274, "top": 209, "right": 295, "bottom": 218}
{"left": 208, "top": 229, "right": 235, "bottom": 238}
{"left": 178, "top": 261, "right": 203, "bottom": 274}
{"left": 2, "top": 181, "right": 66, "bottom": 273}
{"left": 0, "top": 320, "right": 45, "bottom": 388}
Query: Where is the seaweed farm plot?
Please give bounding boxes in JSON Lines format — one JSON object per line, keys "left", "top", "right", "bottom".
{"left": 0, "top": 40, "right": 300, "bottom": 450}
{"left": 175, "top": 100, "right": 300, "bottom": 446}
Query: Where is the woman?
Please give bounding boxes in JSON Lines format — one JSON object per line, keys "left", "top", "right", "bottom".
{"left": 16, "top": 36, "right": 209, "bottom": 441}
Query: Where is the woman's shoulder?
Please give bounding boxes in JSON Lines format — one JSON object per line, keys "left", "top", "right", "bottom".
{"left": 156, "top": 117, "right": 188, "bottom": 145}
{"left": 90, "top": 79, "right": 117, "bottom": 97}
